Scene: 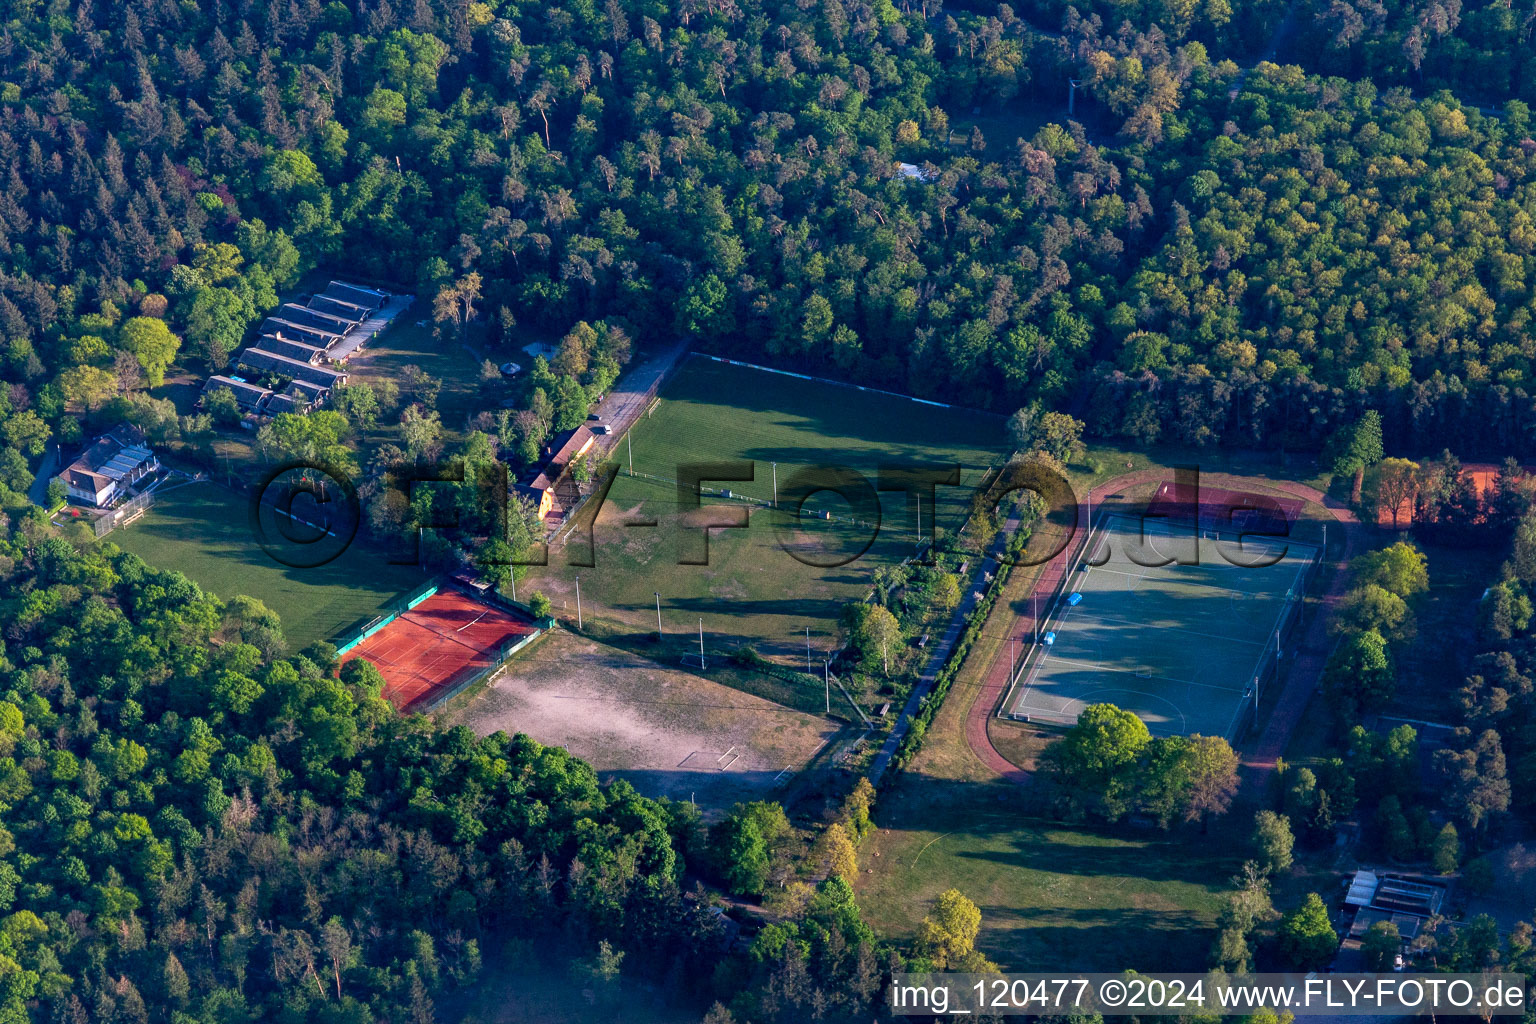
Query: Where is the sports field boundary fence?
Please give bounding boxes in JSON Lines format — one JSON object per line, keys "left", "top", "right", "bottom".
{"left": 414, "top": 625, "right": 544, "bottom": 715}
{"left": 697, "top": 353, "right": 969, "bottom": 411}
{"left": 1000, "top": 513, "right": 1324, "bottom": 743}
{"left": 93, "top": 490, "right": 156, "bottom": 538}
{"left": 1231, "top": 538, "right": 1323, "bottom": 740}
{"left": 995, "top": 507, "right": 1100, "bottom": 720}
{"left": 334, "top": 578, "right": 442, "bottom": 655}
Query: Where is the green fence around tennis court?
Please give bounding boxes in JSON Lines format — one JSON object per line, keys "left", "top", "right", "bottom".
{"left": 334, "top": 579, "right": 441, "bottom": 655}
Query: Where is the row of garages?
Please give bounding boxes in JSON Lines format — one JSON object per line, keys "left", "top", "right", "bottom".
{"left": 199, "top": 280, "right": 392, "bottom": 420}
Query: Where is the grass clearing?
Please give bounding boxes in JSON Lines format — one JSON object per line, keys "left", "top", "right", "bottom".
{"left": 525, "top": 357, "right": 1005, "bottom": 669}
{"left": 857, "top": 770, "right": 1242, "bottom": 971}
{"left": 345, "top": 320, "right": 488, "bottom": 441}
{"left": 108, "top": 481, "right": 428, "bottom": 648}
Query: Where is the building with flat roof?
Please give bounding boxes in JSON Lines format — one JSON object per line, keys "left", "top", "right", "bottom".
{"left": 1341, "top": 870, "right": 1447, "bottom": 946}
{"left": 55, "top": 425, "right": 160, "bottom": 507}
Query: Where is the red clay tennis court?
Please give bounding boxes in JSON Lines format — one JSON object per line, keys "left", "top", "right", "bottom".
{"left": 342, "top": 589, "right": 535, "bottom": 711}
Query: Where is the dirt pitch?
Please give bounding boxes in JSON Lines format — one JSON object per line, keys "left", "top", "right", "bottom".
{"left": 447, "top": 630, "right": 841, "bottom": 810}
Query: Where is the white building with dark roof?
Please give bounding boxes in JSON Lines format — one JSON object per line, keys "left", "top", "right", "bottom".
{"left": 55, "top": 425, "right": 160, "bottom": 507}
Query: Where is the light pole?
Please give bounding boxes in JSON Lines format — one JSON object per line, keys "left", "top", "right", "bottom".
{"left": 627, "top": 432, "right": 634, "bottom": 476}
{"left": 772, "top": 462, "right": 778, "bottom": 507}
{"left": 698, "top": 618, "right": 706, "bottom": 670}
{"left": 575, "top": 576, "right": 582, "bottom": 629}
{"left": 824, "top": 659, "right": 831, "bottom": 715}
{"left": 655, "top": 592, "right": 662, "bottom": 639}
{"left": 805, "top": 627, "right": 811, "bottom": 674}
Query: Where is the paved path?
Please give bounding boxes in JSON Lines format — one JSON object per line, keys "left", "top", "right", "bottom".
{"left": 593, "top": 339, "right": 689, "bottom": 462}
{"left": 27, "top": 443, "right": 60, "bottom": 506}
{"left": 330, "top": 293, "right": 414, "bottom": 362}
{"left": 959, "top": 470, "right": 1362, "bottom": 791}
{"left": 867, "top": 509, "right": 1022, "bottom": 785}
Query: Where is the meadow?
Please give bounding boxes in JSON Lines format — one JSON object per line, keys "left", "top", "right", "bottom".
{"left": 524, "top": 357, "right": 1006, "bottom": 668}
{"left": 109, "top": 481, "right": 428, "bottom": 648}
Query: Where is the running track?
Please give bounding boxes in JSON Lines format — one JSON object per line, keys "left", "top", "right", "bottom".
{"left": 961, "top": 471, "right": 1360, "bottom": 791}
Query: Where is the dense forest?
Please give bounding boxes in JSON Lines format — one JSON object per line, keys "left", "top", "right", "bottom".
{"left": 1293, "top": 0, "right": 1536, "bottom": 102}
{"left": 0, "top": 532, "right": 911, "bottom": 1021}
{"left": 0, "top": 0, "right": 1532, "bottom": 1017}
{"left": 0, "top": 0, "right": 1533, "bottom": 509}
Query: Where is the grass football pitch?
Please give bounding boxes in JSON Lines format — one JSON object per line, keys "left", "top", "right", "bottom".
{"left": 526, "top": 357, "right": 1005, "bottom": 664}
{"left": 109, "top": 481, "right": 428, "bottom": 648}
{"left": 1008, "top": 513, "right": 1317, "bottom": 738}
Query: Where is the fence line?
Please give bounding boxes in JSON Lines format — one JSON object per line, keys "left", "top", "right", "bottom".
{"left": 334, "top": 579, "right": 441, "bottom": 654}
{"left": 997, "top": 511, "right": 1101, "bottom": 718}
{"left": 93, "top": 490, "right": 156, "bottom": 538}
{"left": 698, "top": 353, "right": 964, "bottom": 410}
{"left": 417, "top": 626, "right": 543, "bottom": 714}
{"left": 1232, "top": 539, "right": 1325, "bottom": 741}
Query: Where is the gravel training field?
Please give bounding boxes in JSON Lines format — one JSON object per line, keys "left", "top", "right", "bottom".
{"left": 447, "top": 630, "right": 842, "bottom": 810}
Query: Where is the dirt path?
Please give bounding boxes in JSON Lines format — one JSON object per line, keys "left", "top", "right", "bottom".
{"left": 960, "top": 469, "right": 1361, "bottom": 791}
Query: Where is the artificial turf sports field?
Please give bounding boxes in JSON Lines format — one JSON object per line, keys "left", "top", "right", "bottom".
{"left": 109, "top": 481, "right": 428, "bottom": 648}
{"left": 526, "top": 356, "right": 1005, "bottom": 664}
{"left": 1008, "top": 512, "right": 1317, "bottom": 738}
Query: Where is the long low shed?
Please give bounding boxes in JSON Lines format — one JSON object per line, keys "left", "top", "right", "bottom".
{"left": 260, "top": 316, "right": 346, "bottom": 347}
{"left": 323, "top": 280, "right": 389, "bottom": 310}
{"left": 278, "top": 302, "right": 359, "bottom": 331}
{"left": 202, "top": 375, "right": 272, "bottom": 411}
{"left": 239, "top": 347, "right": 349, "bottom": 388}
{"left": 257, "top": 334, "right": 327, "bottom": 364}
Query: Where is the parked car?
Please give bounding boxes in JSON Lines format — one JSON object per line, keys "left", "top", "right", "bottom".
{"left": 593, "top": 425, "right": 611, "bottom": 434}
